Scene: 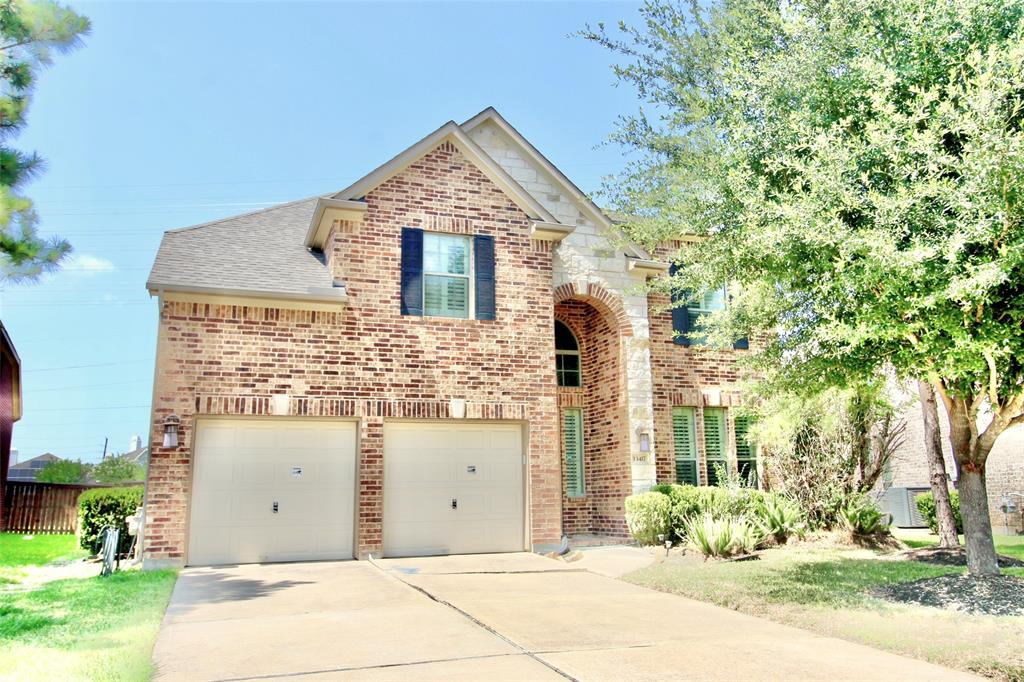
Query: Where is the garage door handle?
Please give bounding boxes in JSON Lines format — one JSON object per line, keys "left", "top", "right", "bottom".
{"left": 451, "top": 498, "right": 457, "bottom": 510}
{"left": 272, "top": 501, "right": 279, "bottom": 514}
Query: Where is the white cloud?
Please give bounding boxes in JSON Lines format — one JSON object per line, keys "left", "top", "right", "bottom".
{"left": 63, "top": 254, "right": 116, "bottom": 275}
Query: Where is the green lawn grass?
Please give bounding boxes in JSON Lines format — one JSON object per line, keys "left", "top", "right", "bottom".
{"left": 624, "top": 544, "right": 1024, "bottom": 680}
{"left": 896, "top": 531, "right": 1024, "bottom": 562}
{"left": 0, "top": 533, "right": 87, "bottom": 567}
{"left": 0, "top": 533, "right": 178, "bottom": 681}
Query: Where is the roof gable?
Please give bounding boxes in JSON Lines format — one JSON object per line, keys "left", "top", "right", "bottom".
{"left": 305, "top": 121, "right": 556, "bottom": 247}
{"left": 461, "top": 108, "right": 649, "bottom": 260}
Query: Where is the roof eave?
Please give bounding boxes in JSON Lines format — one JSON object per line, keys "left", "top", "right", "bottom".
{"left": 304, "top": 197, "right": 369, "bottom": 249}
{"left": 148, "top": 283, "right": 349, "bottom": 308}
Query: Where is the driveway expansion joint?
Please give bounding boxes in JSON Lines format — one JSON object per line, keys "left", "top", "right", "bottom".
{"left": 367, "top": 554, "right": 580, "bottom": 681}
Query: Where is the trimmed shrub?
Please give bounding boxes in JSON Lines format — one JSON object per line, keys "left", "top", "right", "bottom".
{"left": 624, "top": 491, "right": 671, "bottom": 545}
{"left": 684, "top": 513, "right": 762, "bottom": 558}
{"left": 915, "top": 491, "right": 963, "bottom": 534}
{"left": 653, "top": 483, "right": 776, "bottom": 541}
{"left": 838, "top": 494, "right": 887, "bottom": 536}
{"left": 78, "top": 486, "right": 144, "bottom": 555}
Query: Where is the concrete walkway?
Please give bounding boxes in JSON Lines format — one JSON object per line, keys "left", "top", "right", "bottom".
{"left": 153, "top": 552, "right": 977, "bottom": 681}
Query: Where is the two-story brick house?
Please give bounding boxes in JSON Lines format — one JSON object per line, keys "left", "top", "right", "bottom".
{"left": 141, "top": 108, "right": 754, "bottom": 567}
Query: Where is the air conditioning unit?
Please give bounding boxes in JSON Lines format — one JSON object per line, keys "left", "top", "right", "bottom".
{"left": 879, "top": 486, "right": 931, "bottom": 528}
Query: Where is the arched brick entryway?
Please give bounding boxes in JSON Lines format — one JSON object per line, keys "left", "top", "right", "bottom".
{"left": 553, "top": 282, "right": 633, "bottom": 338}
{"left": 553, "top": 284, "right": 632, "bottom": 538}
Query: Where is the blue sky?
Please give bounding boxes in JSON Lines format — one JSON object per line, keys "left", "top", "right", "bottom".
{"left": 6, "top": 1, "right": 642, "bottom": 463}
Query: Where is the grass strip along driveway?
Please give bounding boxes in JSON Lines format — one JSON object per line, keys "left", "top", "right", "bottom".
{"left": 0, "top": 533, "right": 177, "bottom": 681}
{"left": 623, "top": 535, "right": 1024, "bottom": 681}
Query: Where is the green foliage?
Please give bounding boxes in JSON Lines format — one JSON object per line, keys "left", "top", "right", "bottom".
{"left": 585, "top": 0, "right": 1024, "bottom": 571}
{"left": 76, "top": 486, "right": 142, "bottom": 555}
{"left": 916, "top": 491, "right": 964, "bottom": 535}
{"left": 0, "top": 532, "right": 83, "bottom": 568}
{"left": 684, "top": 513, "right": 761, "bottom": 558}
{"left": 839, "top": 494, "right": 888, "bottom": 536}
{"left": 754, "top": 494, "right": 806, "bottom": 544}
{"left": 35, "top": 458, "right": 89, "bottom": 484}
{"left": 651, "top": 483, "right": 804, "bottom": 546}
{"left": 624, "top": 491, "right": 672, "bottom": 545}
{"left": 0, "top": 0, "right": 89, "bottom": 281}
{"left": 751, "top": 385, "right": 905, "bottom": 530}
{"left": 0, "top": 569, "right": 177, "bottom": 681}
{"left": 91, "top": 456, "right": 145, "bottom": 484}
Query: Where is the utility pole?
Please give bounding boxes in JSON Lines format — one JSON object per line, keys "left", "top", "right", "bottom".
{"left": 101, "top": 437, "right": 108, "bottom": 460}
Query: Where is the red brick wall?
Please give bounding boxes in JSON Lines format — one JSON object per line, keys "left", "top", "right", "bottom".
{"left": 0, "top": 351, "right": 13, "bottom": 529}
{"left": 144, "top": 142, "right": 560, "bottom": 563}
{"left": 647, "top": 291, "right": 747, "bottom": 485}
{"left": 555, "top": 299, "right": 630, "bottom": 537}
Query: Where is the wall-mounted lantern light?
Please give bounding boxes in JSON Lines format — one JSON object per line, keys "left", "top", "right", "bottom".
{"left": 163, "top": 414, "right": 180, "bottom": 448}
{"left": 637, "top": 427, "right": 651, "bottom": 453}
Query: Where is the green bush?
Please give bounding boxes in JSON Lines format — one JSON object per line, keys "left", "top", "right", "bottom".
{"left": 653, "top": 483, "right": 777, "bottom": 541}
{"left": 684, "top": 513, "right": 762, "bottom": 558}
{"left": 753, "top": 494, "right": 805, "bottom": 543}
{"left": 915, "top": 491, "right": 963, "bottom": 534}
{"left": 77, "top": 486, "right": 144, "bottom": 555}
{"left": 839, "top": 494, "right": 888, "bottom": 536}
{"left": 624, "top": 491, "right": 672, "bottom": 545}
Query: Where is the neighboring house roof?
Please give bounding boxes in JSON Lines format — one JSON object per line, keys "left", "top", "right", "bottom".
{"left": 146, "top": 197, "right": 347, "bottom": 303}
{"left": 121, "top": 446, "right": 149, "bottom": 465}
{"left": 147, "top": 107, "right": 660, "bottom": 302}
{"left": 7, "top": 453, "right": 61, "bottom": 482}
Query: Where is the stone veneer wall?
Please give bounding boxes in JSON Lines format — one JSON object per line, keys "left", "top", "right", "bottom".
{"left": 555, "top": 299, "right": 631, "bottom": 536}
{"left": 144, "top": 142, "right": 561, "bottom": 565}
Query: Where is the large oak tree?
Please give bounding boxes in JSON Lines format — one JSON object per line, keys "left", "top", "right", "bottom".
{"left": 586, "top": 0, "right": 1024, "bottom": 574}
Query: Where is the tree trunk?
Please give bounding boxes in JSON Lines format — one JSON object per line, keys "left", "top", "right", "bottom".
{"left": 938, "top": 391, "right": 1000, "bottom": 576}
{"left": 916, "top": 380, "right": 959, "bottom": 548}
{"left": 958, "top": 464, "right": 1000, "bottom": 575}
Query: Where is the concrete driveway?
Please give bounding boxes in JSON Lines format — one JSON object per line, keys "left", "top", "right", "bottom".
{"left": 153, "top": 552, "right": 976, "bottom": 681}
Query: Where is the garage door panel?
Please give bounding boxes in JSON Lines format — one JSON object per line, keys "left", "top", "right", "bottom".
{"left": 188, "top": 419, "right": 356, "bottom": 566}
{"left": 384, "top": 421, "right": 524, "bottom": 557}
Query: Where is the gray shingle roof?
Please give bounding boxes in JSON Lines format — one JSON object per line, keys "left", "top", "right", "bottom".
{"left": 147, "top": 197, "right": 341, "bottom": 298}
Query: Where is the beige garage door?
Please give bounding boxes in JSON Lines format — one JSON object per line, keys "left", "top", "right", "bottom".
{"left": 188, "top": 419, "right": 357, "bottom": 566}
{"left": 384, "top": 421, "right": 525, "bottom": 557}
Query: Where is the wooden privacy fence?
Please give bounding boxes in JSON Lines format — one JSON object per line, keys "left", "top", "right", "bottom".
{"left": 2, "top": 481, "right": 142, "bottom": 534}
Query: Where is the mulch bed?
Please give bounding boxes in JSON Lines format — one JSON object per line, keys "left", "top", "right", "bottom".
{"left": 891, "top": 547, "right": 1024, "bottom": 568}
{"left": 873, "top": 573, "right": 1024, "bottom": 616}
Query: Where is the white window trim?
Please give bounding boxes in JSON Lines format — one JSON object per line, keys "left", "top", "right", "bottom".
{"left": 422, "top": 232, "right": 474, "bottom": 319}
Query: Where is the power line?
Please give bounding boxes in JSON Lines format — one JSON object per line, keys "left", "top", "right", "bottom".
{"left": 33, "top": 404, "right": 149, "bottom": 413}
{"left": 27, "top": 379, "right": 150, "bottom": 393}
{"left": 25, "top": 360, "right": 150, "bottom": 373}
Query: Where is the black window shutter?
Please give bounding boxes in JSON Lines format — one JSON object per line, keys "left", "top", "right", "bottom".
{"left": 669, "top": 264, "right": 691, "bottom": 346}
{"left": 474, "top": 234, "right": 496, "bottom": 321}
{"left": 400, "top": 227, "right": 424, "bottom": 316}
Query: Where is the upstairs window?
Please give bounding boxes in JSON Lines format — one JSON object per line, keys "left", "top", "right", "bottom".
{"left": 400, "top": 228, "right": 495, "bottom": 320}
{"left": 669, "top": 265, "right": 747, "bottom": 349}
{"left": 423, "top": 233, "right": 471, "bottom": 318}
{"left": 555, "top": 321, "right": 581, "bottom": 387}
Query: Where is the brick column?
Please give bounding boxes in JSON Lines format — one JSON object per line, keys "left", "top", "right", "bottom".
{"left": 356, "top": 417, "right": 384, "bottom": 558}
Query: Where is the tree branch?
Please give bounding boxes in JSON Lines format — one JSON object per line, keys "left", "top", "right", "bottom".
{"left": 983, "top": 351, "right": 1000, "bottom": 410}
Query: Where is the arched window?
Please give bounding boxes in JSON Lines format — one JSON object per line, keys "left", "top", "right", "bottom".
{"left": 555, "top": 320, "right": 581, "bottom": 387}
